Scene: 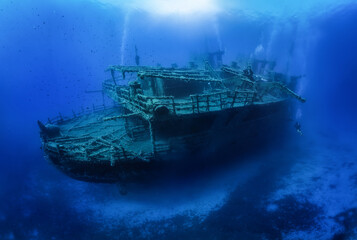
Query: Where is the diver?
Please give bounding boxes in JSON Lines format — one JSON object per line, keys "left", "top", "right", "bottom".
{"left": 294, "top": 121, "right": 303, "bottom": 136}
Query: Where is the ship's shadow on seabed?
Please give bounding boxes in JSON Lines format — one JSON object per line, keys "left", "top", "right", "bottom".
{"left": 118, "top": 121, "right": 298, "bottom": 194}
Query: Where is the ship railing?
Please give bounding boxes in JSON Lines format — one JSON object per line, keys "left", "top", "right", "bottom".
{"left": 103, "top": 81, "right": 126, "bottom": 103}
{"left": 187, "top": 90, "right": 255, "bottom": 114}
{"left": 119, "top": 90, "right": 256, "bottom": 115}
{"left": 118, "top": 89, "right": 151, "bottom": 113}
{"left": 229, "top": 90, "right": 256, "bottom": 108}
{"left": 189, "top": 91, "right": 229, "bottom": 113}
{"left": 46, "top": 103, "right": 117, "bottom": 125}
{"left": 103, "top": 80, "right": 256, "bottom": 115}
{"left": 103, "top": 80, "right": 117, "bottom": 91}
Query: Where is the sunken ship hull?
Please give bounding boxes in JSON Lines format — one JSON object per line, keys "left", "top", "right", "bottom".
{"left": 41, "top": 100, "right": 292, "bottom": 183}
{"left": 40, "top": 62, "right": 304, "bottom": 183}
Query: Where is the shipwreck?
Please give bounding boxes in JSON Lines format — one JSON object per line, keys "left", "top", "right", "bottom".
{"left": 39, "top": 59, "right": 305, "bottom": 183}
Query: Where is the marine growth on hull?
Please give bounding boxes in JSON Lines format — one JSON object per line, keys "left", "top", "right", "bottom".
{"left": 39, "top": 58, "right": 305, "bottom": 183}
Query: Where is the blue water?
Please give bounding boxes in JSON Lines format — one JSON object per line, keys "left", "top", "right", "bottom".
{"left": 1, "top": 0, "right": 357, "bottom": 239}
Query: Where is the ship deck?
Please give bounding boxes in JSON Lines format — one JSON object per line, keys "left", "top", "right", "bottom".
{"left": 43, "top": 107, "right": 154, "bottom": 165}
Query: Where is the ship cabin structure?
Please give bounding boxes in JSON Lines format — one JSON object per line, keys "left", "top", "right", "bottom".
{"left": 103, "top": 63, "right": 304, "bottom": 161}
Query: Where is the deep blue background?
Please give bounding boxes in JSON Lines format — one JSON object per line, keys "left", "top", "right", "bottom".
{"left": 0, "top": 0, "right": 357, "bottom": 239}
